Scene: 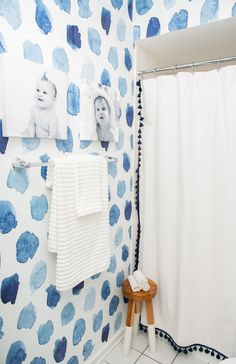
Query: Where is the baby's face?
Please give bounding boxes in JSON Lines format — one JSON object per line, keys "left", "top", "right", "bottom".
{"left": 94, "top": 98, "right": 109, "bottom": 126}
{"left": 35, "top": 79, "right": 55, "bottom": 110}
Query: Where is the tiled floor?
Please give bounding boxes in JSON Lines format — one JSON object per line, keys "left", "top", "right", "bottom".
{"left": 102, "top": 331, "right": 222, "bottom": 364}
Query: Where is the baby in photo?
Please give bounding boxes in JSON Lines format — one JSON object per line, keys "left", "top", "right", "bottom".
{"left": 94, "top": 95, "right": 115, "bottom": 142}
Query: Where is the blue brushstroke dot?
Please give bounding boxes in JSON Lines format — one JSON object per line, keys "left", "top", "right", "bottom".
{"left": 30, "top": 195, "right": 48, "bottom": 221}
{"left": 111, "top": 0, "right": 123, "bottom": 9}
{"left": 130, "top": 176, "right": 133, "bottom": 191}
{"left": 72, "top": 281, "right": 84, "bottom": 295}
{"left": 80, "top": 140, "right": 92, "bottom": 149}
{"left": 54, "top": 337, "right": 67, "bottom": 363}
{"left": 30, "top": 358, "right": 46, "bottom": 364}
{"left": 0, "top": 201, "right": 17, "bottom": 234}
{"left": 109, "top": 204, "right": 120, "bottom": 226}
{"left": 128, "top": 225, "right": 132, "bottom": 239}
{"left": 0, "top": 32, "right": 6, "bottom": 53}
{"left": 109, "top": 295, "right": 119, "bottom": 316}
{"left": 118, "top": 77, "right": 127, "bottom": 97}
{"left": 83, "top": 340, "right": 94, "bottom": 361}
{"left": 84, "top": 287, "right": 96, "bottom": 311}
{"left": 54, "top": 0, "right": 71, "bottom": 13}
{"left": 116, "top": 271, "right": 124, "bottom": 287}
{"left": 107, "top": 255, "right": 116, "bottom": 273}
{"left": 101, "top": 7, "right": 111, "bottom": 35}
{"left": 200, "top": 0, "right": 218, "bottom": 24}
{"left": 0, "top": 316, "right": 4, "bottom": 339}
{"left": 130, "top": 134, "right": 134, "bottom": 150}
{"left": 123, "top": 153, "right": 131, "bottom": 172}
{"left": 233, "top": 2, "right": 236, "bottom": 16}
{"left": 22, "top": 138, "right": 40, "bottom": 151}
{"left": 88, "top": 28, "right": 101, "bottom": 55}
{"left": 35, "top": 0, "right": 52, "bottom": 35}
{"left": 169, "top": 9, "right": 188, "bottom": 31}
{"left": 38, "top": 320, "right": 54, "bottom": 345}
{"left": 23, "top": 40, "right": 43, "bottom": 63}
{"left": 0, "top": 120, "right": 8, "bottom": 154}
{"left": 128, "top": 0, "right": 133, "bottom": 20}
{"left": 53, "top": 47, "right": 69, "bottom": 72}
{"left": 125, "top": 200, "right": 132, "bottom": 220}
{"left": 73, "top": 318, "right": 86, "bottom": 346}
{"left": 61, "top": 303, "right": 75, "bottom": 326}
{"left": 136, "top": 0, "right": 153, "bottom": 15}
{"left": 116, "top": 128, "right": 124, "bottom": 150}
{"left": 164, "top": 0, "right": 177, "bottom": 8}
{"left": 108, "top": 162, "right": 117, "bottom": 178}
{"left": 133, "top": 25, "right": 141, "bottom": 42}
{"left": 117, "top": 18, "right": 126, "bottom": 41}
{"left": 30, "top": 261, "right": 47, "bottom": 291}
{"left": 101, "top": 141, "right": 109, "bottom": 151}
{"left": 67, "top": 25, "right": 81, "bottom": 50}
{"left": 101, "top": 280, "right": 110, "bottom": 301}
{"left": 0, "top": 0, "right": 21, "bottom": 30}
{"left": 102, "top": 323, "right": 110, "bottom": 342}
{"left": 80, "top": 61, "right": 95, "bottom": 81}
{"left": 114, "top": 312, "right": 122, "bottom": 331}
{"left": 91, "top": 272, "right": 101, "bottom": 279}
{"left": 100, "top": 69, "right": 111, "bottom": 87}
{"left": 67, "top": 83, "right": 80, "bottom": 116}
{"left": 40, "top": 154, "right": 50, "bottom": 180}
{"left": 77, "top": 0, "right": 92, "bottom": 18}
{"left": 124, "top": 48, "right": 132, "bottom": 71}
{"left": 126, "top": 104, "right": 133, "bottom": 127}
{"left": 7, "top": 169, "right": 29, "bottom": 194}
{"left": 117, "top": 180, "right": 126, "bottom": 198}
{"left": 16, "top": 231, "right": 39, "bottom": 263}
{"left": 46, "top": 285, "right": 61, "bottom": 308}
{"left": 108, "top": 47, "right": 118, "bottom": 70}
{"left": 115, "top": 226, "right": 123, "bottom": 246}
{"left": 93, "top": 310, "right": 103, "bottom": 332}
{"left": 1, "top": 273, "right": 19, "bottom": 304}
{"left": 17, "top": 302, "right": 36, "bottom": 329}
{"left": 56, "top": 127, "right": 73, "bottom": 153}
{"left": 122, "top": 245, "right": 129, "bottom": 261}
{"left": 67, "top": 356, "right": 78, "bottom": 364}
{"left": 147, "top": 17, "right": 160, "bottom": 37}
{"left": 6, "top": 341, "right": 26, "bottom": 364}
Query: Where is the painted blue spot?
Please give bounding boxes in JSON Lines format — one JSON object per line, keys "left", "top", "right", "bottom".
{"left": 23, "top": 40, "right": 43, "bottom": 63}
{"left": 30, "top": 195, "right": 48, "bottom": 221}
{"left": 200, "top": 0, "right": 218, "bottom": 24}
{"left": 102, "top": 323, "right": 110, "bottom": 342}
{"left": 30, "top": 358, "right": 46, "bottom": 364}
{"left": 67, "top": 25, "right": 81, "bottom": 50}
{"left": 100, "top": 69, "right": 111, "bottom": 87}
{"left": 107, "top": 255, "right": 116, "bottom": 273}
{"left": 91, "top": 272, "right": 101, "bottom": 279}
{"left": 54, "top": 337, "right": 67, "bottom": 363}
{"left": 6, "top": 341, "right": 26, "bottom": 364}
{"left": 84, "top": 287, "right": 96, "bottom": 311}
{"left": 128, "top": 225, "right": 132, "bottom": 239}
{"left": 80, "top": 140, "right": 92, "bottom": 149}
{"left": 67, "top": 356, "right": 78, "bottom": 364}
{"left": 53, "top": 47, "right": 69, "bottom": 72}
{"left": 130, "top": 134, "right": 134, "bottom": 150}
{"left": 72, "top": 281, "right": 84, "bottom": 295}
{"left": 0, "top": 201, "right": 17, "bottom": 234}
{"left": 118, "top": 77, "right": 127, "bottom": 97}
{"left": 77, "top": 0, "right": 92, "bottom": 18}
{"left": 17, "top": 302, "right": 36, "bottom": 329}
{"left": 22, "top": 138, "right": 40, "bottom": 151}
{"left": 131, "top": 79, "right": 134, "bottom": 96}
{"left": 0, "top": 32, "right": 6, "bottom": 53}
{"left": 101, "top": 280, "right": 110, "bottom": 301}
{"left": 61, "top": 303, "right": 75, "bottom": 326}
{"left": 101, "top": 7, "right": 111, "bottom": 35}
{"left": 0, "top": 0, "right": 21, "bottom": 30}
{"left": 164, "top": 0, "right": 177, "bottom": 8}
{"left": 168, "top": 9, "right": 188, "bottom": 31}
{"left": 73, "top": 318, "right": 86, "bottom": 346}
{"left": 88, "top": 28, "right": 101, "bottom": 55}
{"left": 233, "top": 2, "right": 236, "bottom": 16}
{"left": 16, "top": 231, "right": 39, "bottom": 263}
{"left": 117, "top": 18, "right": 126, "bottom": 41}
{"left": 7, "top": 169, "right": 29, "bottom": 194}
{"left": 109, "top": 295, "right": 119, "bottom": 316}
{"left": 109, "top": 204, "right": 120, "bottom": 226}
{"left": 128, "top": 0, "right": 133, "bottom": 20}
{"left": 114, "top": 312, "right": 122, "bottom": 331}
{"left": 124, "top": 48, "right": 132, "bottom": 71}
{"left": 40, "top": 154, "right": 49, "bottom": 180}
{"left": 126, "top": 104, "right": 133, "bottom": 127}
{"left": 46, "top": 285, "right": 61, "bottom": 308}
{"left": 111, "top": 0, "right": 123, "bottom": 9}
{"left": 108, "top": 47, "right": 118, "bottom": 70}
{"left": 0, "top": 316, "right": 4, "bottom": 339}
{"left": 54, "top": 0, "right": 71, "bottom": 13}
{"left": 35, "top": 0, "right": 52, "bottom": 35}
{"left": 108, "top": 162, "right": 117, "bottom": 178}
{"left": 93, "top": 310, "right": 103, "bottom": 332}
{"left": 136, "top": 0, "right": 153, "bottom": 15}
{"left": 125, "top": 200, "right": 132, "bottom": 221}
{"left": 101, "top": 141, "right": 109, "bottom": 151}
{"left": 115, "top": 226, "right": 123, "bottom": 246}
{"left": 38, "top": 320, "right": 54, "bottom": 345}
{"left": 0, "top": 120, "right": 8, "bottom": 154}
{"left": 133, "top": 25, "right": 141, "bottom": 42}
{"left": 56, "top": 127, "right": 73, "bottom": 153}
{"left": 1, "top": 273, "right": 19, "bottom": 304}
{"left": 67, "top": 83, "right": 80, "bottom": 116}
{"left": 123, "top": 153, "right": 130, "bottom": 172}
{"left": 30, "top": 261, "right": 47, "bottom": 291}
{"left": 116, "top": 271, "right": 124, "bottom": 287}
{"left": 116, "top": 128, "right": 124, "bottom": 150}
{"left": 83, "top": 340, "right": 94, "bottom": 361}
{"left": 117, "top": 180, "right": 126, "bottom": 198}
{"left": 80, "top": 61, "right": 95, "bottom": 81}
{"left": 147, "top": 17, "right": 160, "bottom": 37}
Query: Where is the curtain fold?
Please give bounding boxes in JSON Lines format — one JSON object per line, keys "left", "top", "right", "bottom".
{"left": 139, "top": 66, "right": 236, "bottom": 357}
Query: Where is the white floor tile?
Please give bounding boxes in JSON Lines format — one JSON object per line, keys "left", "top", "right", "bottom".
{"left": 135, "top": 354, "right": 161, "bottom": 364}
{"left": 143, "top": 336, "right": 178, "bottom": 364}
{"left": 190, "top": 350, "right": 222, "bottom": 364}
{"left": 131, "top": 331, "right": 149, "bottom": 353}
{"left": 173, "top": 353, "right": 208, "bottom": 364}
{"left": 104, "top": 341, "right": 141, "bottom": 364}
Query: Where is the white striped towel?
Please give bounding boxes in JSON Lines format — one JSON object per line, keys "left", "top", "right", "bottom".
{"left": 128, "top": 275, "right": 140, "bottom": 292}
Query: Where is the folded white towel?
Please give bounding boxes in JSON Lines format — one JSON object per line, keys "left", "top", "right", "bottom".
{"left": 133, "top": 270, "right": 150, "bottom": 291}
{"left": 128, "top": 275, "right": 140, "bottom": 292}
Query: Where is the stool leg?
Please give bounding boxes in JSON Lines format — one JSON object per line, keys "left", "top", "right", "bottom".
{"left": 123, "top": 299, "right": 135, "bottom": 357}
{"left": 133, "top": 301, "right": 141, "bottom": 336}
{"left": 145, "top": 299, "right": 156, "bottom": 353}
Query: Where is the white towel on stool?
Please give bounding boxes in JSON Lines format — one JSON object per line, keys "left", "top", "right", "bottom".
{"left": 128, "top": 275, "right": 140, "bottom": 292}
{"left": 133, "top": 270, "right": 150, "bottom": 291}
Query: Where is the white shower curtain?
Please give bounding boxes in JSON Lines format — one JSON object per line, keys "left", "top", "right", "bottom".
{"left": 139, "top": 66, "right": 236, "bottom": 357}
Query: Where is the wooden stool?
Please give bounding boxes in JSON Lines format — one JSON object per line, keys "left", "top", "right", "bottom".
{"left": 122, "top": 278, "right": 157, "bottom": 356}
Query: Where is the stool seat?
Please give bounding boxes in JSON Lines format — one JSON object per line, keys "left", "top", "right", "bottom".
{"left": 122, "top": 278, "right": 157, "bottom": 301}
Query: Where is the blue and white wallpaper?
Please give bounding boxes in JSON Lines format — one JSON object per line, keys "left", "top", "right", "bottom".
{"left": 0, "top": 0, "right": 235, "bottom": 363}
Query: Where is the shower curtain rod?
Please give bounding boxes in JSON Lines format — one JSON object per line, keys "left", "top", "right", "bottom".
{"left": 138, "top": 55, "right": 236, "bottom": 77}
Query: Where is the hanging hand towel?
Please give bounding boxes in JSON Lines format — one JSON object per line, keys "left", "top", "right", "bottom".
{"left": 128, "top": 275, "right": 141, "bottom": 292}
{"left": 133, "top": 270, "right": 150, "bottom": 291}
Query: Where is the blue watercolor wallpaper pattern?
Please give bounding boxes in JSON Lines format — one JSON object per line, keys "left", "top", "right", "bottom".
{"left": 0, "top": 0, "right": 235, "bottom": 362}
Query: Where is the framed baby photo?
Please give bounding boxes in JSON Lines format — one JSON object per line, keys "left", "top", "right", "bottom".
{"left": 0, "top": 54, "right": 68, "bottom": 139}
{"left": 80, "top": 81, "right": 121, "bottom": 142}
